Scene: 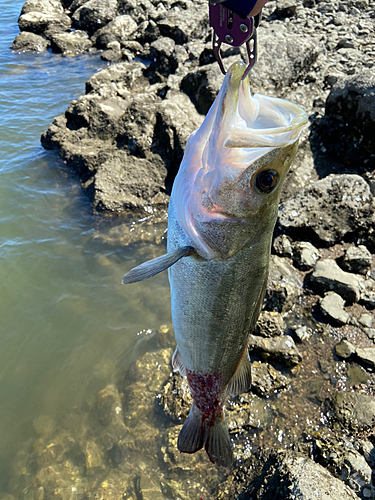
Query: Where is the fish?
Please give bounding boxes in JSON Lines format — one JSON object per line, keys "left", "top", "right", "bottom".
{"left": 122, "top": 61, "right": 307, "bottom": 467}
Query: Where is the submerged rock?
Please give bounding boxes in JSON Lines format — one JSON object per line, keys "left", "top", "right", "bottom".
{"left": 331, "top": 392, "right": 375, "bottom": 433}
{"left": 335, "top": 339, "right": 356, "bottom": 359}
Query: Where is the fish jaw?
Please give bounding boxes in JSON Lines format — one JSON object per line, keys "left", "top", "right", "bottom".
{"left": 170, "top": 61, "right": 307, "bottom": 259}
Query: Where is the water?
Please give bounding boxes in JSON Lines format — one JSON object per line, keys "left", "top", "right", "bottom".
{"left": 0, "top": 2, "right": 171, "bottom": 490}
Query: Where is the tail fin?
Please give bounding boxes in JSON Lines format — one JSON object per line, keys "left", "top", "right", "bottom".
{"left": 178, "top": 404, "right": 233, "bottom": 467}
{"left": 205, "top": 411, "right": 233, "bottom": 467}
{"left": 177, "top": 403, "right": 207, "bottom": 453}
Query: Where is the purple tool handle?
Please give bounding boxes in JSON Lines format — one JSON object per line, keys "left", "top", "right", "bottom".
{"left": 209, "top": 3, "right": 253, "bottom": 47}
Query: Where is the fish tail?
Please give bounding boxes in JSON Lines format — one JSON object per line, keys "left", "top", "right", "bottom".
{"left": 177, "top": 402, "right": 207, "bottom": 454}
{"left": 205, "top": 410, "right": 233, "bottom": 467}
{"left": 178, "top": 404, "right": 233, "bottom": 467}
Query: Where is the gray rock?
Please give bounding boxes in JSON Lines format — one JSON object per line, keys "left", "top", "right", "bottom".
{"left": 100, "top": 47, "right": 122, "bottom": 62}
{"left": 356, "top": 347, "right": 375, "bottom": 370}
{"left": 273, "top": 234, "right": 293, "bottom": 258}
{"left": 240, "top": 452, "right": 359, "bottom": 500}
{"left": 154, "top": 90, "right": 204, "bottom": 182}
{"left": 248, "top": 26, "right": 321, "bottom": 93}
{"left": 49, "top": 30, "right": 92, "bottom": 54}
{"left": 265, "top": 255, "right": 303, "bottom": 313}
{"left": 85, "top": 60, "right": 146, "bottom": 96}
{"left": 248, "top": 334, "right": 302, "bottom": 366}
{"left": 292, "top": 324, "right": 312, "bottom": 342}
{"left": 279, "top": 174, "right": 375, "bottom": 245}
{"left": 161, "top": 372, "right": 191, "bottom": 424}
{"left": 251, "top": 361, "right": 288, "bottom": 396}
{"left": 92, "top": 151, "right": 168, "bottom": 213}
{"left": 253, "top": 311, "right": 286, "bottom": 338}
{"left": 324, "top": 70, "right": 375, "bottom": 166}
{"left": 11, "top": 31, "right": 49, "bottom": 52}
{"left": 335, "top": 339, "right": 356, "bottom": 359}
{"left": 155, "top": 3, "right": 209, "bottom": 45}
{"left": 18, "top": 11, "right": 71, "bottom": 33}
{"left": 359, "top": 313, "right": 374, "bottom": 328}
{"left": 93, "top": 15, "right": 138, "bottom": 49}
{"left": 332, "top": 392, "right": 375, "bottom": 432}
{"left": 21, "top": 0, "right": 64, "bottom": 15}
{"left": 310, "top": 259, "right": 364, "bottom": 303}
{"left": 320, "top": 291, "right": 350, "bottom": 325}
{"left": 342, "top": 245, "right": 372, "bottom": 275}
{"left": 72, "top": 0, "right": 117, "bottom": 35}
{"left": 146, "top": 37, "right": 179, "bottom": 78}
{"left": 292, "top": 241, "right": 320, "bottom": 270}
{"left": 364, "top": 328, "right": 375, "bottom": 340}
{"left": 181, "top": 59, "right": 230, "bottom": 115}
{"left": 342, "top": 449, "right": 372, "bottom": 496}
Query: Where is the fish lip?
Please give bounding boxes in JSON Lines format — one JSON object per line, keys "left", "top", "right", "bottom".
{"left": 222, "top": 61, "right": 308, "bottom": 149}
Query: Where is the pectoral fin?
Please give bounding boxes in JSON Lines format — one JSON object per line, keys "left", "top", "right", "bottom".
{"left": 226, "top": 350, "right": 252, "bottom": 397}
{"left": 172, "top": 347, "right": 187, "bottom": 377}
{"left": 122, "top": 246, "right": 195, "bottom": 284}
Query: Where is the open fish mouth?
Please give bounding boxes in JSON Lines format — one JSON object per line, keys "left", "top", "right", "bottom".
{"left": 171, "top": 61, "right": 308, "bottom": 258}
{"left": 224, "top": 61, "right": 308, "bottom": 150}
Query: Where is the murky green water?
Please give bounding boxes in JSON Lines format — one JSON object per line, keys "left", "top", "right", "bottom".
{"left": 0, "top": 2, "right": 171, "bottom": 490}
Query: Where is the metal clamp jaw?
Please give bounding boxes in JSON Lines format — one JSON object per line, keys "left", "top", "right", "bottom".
{"left": 209, "top": 3, "right": 257, "bottom": 80}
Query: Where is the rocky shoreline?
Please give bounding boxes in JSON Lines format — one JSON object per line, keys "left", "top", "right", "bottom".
{"left": 8, "top": 0, "right": 375, "bottom": 498}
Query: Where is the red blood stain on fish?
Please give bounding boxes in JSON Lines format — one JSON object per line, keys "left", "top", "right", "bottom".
{"left": 186, "top": 369, "right": 223, "bottom": 416}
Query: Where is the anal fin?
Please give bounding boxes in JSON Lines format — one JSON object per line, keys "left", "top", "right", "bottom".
{"left": 172, "top": 347, "right": 187, "bottom": 377}
{"left": 205, "top": 411, "right": 233, "bottom": 468}
{"left": 122, "top": 246, "right": 194, "bottom": 284}
{"left": 226, "top": 350, "right": 252, "bottom": 397}
{"left": 178, "top": 403, "right": 207, "bottom": 454}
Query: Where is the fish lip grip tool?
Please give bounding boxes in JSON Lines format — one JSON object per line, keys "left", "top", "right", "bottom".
{"left": 209, "top": 3, "right": 258, "bottom": 80}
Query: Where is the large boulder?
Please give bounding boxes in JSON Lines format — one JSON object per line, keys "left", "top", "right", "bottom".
{"left": 322, "top": 70, "right": 375, "bottom": 167}
{"left": 11, "top": 31, "right": 49, "bottom": 52}
{"left": 72, "top": 0, "right": 117, "bottom": 35}
{"left": 21, "top": 0, "right": 64, "bottom": 15}
{"left": 278, "top": 174, "right": 375, "bottom": 245}
{"left": 48, "top": 30, "right": 92, "bottom": 54}
{"left": 18, "top": 11, "right": 71, "bottom": 33}
{"left": 93, "top": 14, "right": 138, "bottom": 49}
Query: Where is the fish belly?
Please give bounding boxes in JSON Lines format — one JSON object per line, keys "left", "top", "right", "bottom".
{"left": 167, "top": 199, "right": 269, "bottom": 388}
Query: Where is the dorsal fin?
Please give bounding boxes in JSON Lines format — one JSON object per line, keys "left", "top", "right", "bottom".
{"left": 122, "top": 246, "right": 194, "bottom": 284}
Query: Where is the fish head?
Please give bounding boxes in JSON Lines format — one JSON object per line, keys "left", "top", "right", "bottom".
{"left": 171, "top": 61, "right": 308, "bottom": 258}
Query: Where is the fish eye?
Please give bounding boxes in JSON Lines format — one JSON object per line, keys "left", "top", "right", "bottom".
{"left": 253, "top": 169, "right": 279, "bottom": 194}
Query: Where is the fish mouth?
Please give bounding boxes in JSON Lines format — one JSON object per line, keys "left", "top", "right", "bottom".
{"left": 217, "top": 61, "right": 308, "bottom": 150}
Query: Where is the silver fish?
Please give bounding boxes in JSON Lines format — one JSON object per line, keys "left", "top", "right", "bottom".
{"left": 122, "top": 61, "right": 307, "bottom": 467}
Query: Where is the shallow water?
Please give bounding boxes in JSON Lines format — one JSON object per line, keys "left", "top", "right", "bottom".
{"left": 0, "top": 2, "right": 171, "bottom": 490}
